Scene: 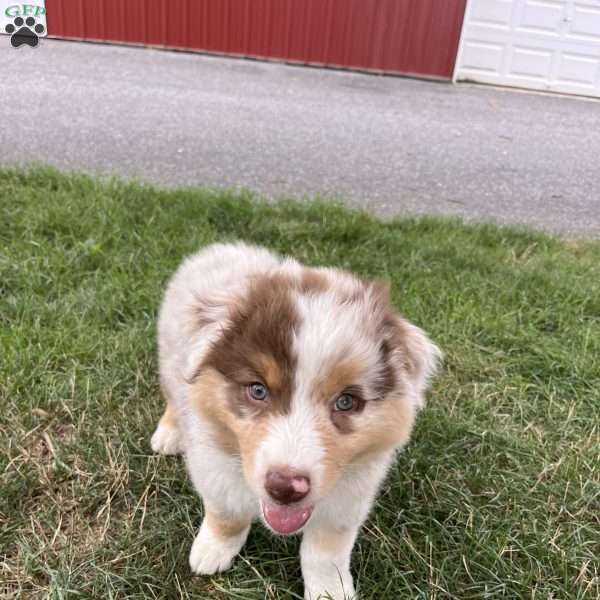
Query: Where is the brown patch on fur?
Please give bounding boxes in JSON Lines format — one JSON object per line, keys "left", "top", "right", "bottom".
{"left": 257, "top": 353, "right": 283, "bottom": 394}
{"left": 313, "top": 357, "right": 364, "bottom": 404}
{"left": 190, "top": 368, "right": 273, "bottom": 476}
{"left": 191, "top": 369, "right": 240, "bottom": 454}
{"left": 368, "top": 278, "right": 391, "bottom": 303}
{"left": 316, "top": 389, "right": 415, "bottom": 491}
{"left": 376, "top": 338, "right": 397, "bottom": 397}
{"left": 157, "top": 403, "right": 178, "bottom": 429}
{"left": 330, "top": 410, "right": 356, "bottom": 434}
{"left": 370, "top": 283, "right": 422, "bottom": 397}
{"left": 383, "top": 315, "right": 426, "bottom": 379}
{"left": 205, "top": 510, "right": 251, "bottom": 540}
{"left": 201, "top": 272, "right": 299, "bottom": 416}
{"left": 299, "top": 266, "right": 370, "bottom": 305}
{"left": 299, "top": 268, "right": 330, "bottom": 294}
{"left": 310, "top": 358, "right": 367, "bottom": 434}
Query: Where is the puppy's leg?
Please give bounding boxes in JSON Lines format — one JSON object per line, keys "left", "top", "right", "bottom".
{"left": 301, "top": 525, "right": 358, "bottom": 600}
{"left": 151, "top": 402, "right": 182, "bottom": 455}
{"left": 189, "top": 508, "right": 252, "bottom": 575}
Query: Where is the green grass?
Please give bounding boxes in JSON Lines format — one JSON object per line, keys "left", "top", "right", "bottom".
{"left": 1, "top": 167, "right": 599, "bottom": 600}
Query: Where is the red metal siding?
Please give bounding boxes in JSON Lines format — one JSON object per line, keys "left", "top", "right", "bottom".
{"left": 45, "top": 0, "right": 466, "bottom": 79}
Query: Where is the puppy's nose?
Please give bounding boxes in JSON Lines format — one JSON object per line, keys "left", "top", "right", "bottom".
{"left": 265, "top": 469, "right": 310, "bottom": 504}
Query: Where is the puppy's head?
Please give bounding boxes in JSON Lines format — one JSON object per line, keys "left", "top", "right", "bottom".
{"left": 191, "top": 267, "right": 440, "bottom": 534}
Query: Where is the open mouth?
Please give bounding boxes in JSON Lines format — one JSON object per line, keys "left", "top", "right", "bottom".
{"left": 262, "top": 501, "right": 314, "bottom": 534}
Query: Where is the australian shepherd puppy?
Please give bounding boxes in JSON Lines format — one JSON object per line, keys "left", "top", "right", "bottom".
{"left": 151, "top": 242, "right": 440, "bottom": 600}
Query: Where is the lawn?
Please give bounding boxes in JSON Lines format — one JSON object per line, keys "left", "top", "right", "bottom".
{"left": 1, "top": 167, "right": 599, "bottom": 600}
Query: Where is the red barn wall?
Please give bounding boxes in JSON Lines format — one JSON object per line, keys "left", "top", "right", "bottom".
{"left": 45, "top": 0, "right": 467, "bottom": 79}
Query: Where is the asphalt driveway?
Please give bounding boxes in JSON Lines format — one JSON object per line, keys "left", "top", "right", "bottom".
{"left": 1, "top": 38, "right": 598, "bottom": 237}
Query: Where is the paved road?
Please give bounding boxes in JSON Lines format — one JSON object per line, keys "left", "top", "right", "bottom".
{"left": 1, "top": 39, "right": 599, "bottom": 237}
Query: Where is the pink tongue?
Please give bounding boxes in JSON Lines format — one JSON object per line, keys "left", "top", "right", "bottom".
{"left": 263, "top": 502, "right": 313, "bottom": 534}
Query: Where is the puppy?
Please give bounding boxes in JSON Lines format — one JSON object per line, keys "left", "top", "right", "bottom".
{"left": 151, "top": 242, "right": 440, "bottom": 599}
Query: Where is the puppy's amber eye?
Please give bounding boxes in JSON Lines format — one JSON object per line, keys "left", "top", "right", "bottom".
{"left": 247, "top": 382, "right": 268, "bottom": 401}
{"left": 334, "top": 393, "right": 355, "bottom": 411}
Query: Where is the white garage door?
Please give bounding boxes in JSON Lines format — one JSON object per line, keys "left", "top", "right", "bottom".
{"left": 454, "top": 0, "right": 600, "bottom": 97}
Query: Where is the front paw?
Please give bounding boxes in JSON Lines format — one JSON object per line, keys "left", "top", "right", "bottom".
{"left": 189, "top": 521, "right": 249, "bottom": 575}
{"left": 304, "top": 576, "right": 356, "bottom": 600}
{"left": 150, "top": 423, "right": 182, "bottom": 455}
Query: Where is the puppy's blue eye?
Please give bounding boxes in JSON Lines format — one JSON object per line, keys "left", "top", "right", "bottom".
{"left": 248, "top": 383, "right": 268, "bottom": 401}
{"left": 334, "top": 393, "right": 355, "bottom": 411}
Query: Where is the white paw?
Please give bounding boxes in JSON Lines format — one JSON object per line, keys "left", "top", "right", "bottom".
{"left": 304, "top": 588, "right": 356, "bottom": 600}
{"left": 304, "top": 577, "right": 356, "bottom": 600}
{"left": 150, "top": 423, "right": 182, "bottom": 455}
{"left": 189, "top": 521, "right": 249, "bottom": 575}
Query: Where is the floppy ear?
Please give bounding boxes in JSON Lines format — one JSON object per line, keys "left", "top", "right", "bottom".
{"left": 396, "top": 318, "right": 441, "bottom": 407}
{"left": 382, "top": 314, "right": 442, "bottom": 409}
{"left": 183, "top": 322, "right": 224, "bottom": 382}
{"left": 368, "top": 280, "right": 441, "bottom": 408}
{"left": 182, "top": 289, "right": 238, "bottom": 382}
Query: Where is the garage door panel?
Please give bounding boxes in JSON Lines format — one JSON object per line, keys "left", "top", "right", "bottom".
{"left": 517, "top": 0, "right": 568, "bottom": 36}
{"left": 557, "top": 52, "right": 600, "bottom": 85}
{"left": 460, "top": 41, "right": 506, "bottom": 73}
{"left": 510, "top": 46, "right": 555, "bottom": 78}
{"left": 561, "top": 37, "right": 600, "bottom": 57}
{"left": 469, "top": 0, "right": 513, "bottom": 27}
{"left": 455, "top": 0, "right": 600, "bottom": 97}
{"left": 569, "top": 2, "right": 600, "bottom": 41}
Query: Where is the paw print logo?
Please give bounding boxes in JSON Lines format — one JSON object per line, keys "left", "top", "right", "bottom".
{"left": 5, "top": 16, "right": 45, "bottom": 48}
